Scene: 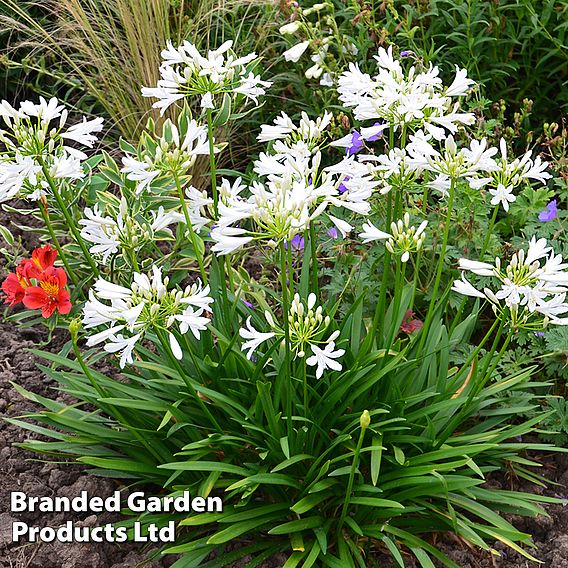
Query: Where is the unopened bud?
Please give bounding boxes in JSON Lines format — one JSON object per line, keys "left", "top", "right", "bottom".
{"left": 360, "top": 410, "right": 371, "bottom": 430}
{"left": 69, "top": 318, "right": 82, "bottom": 341}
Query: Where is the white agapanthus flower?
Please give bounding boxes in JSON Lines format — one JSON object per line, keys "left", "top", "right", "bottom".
{"left": 337, "top": 46, "right": 475, "bottom": 137}
{"left": 306, "top": 341, "right": 345, "bottom": 379}
{"left": 0, "top": 96, "right": 103, "bottom": 203}
{"left": 83, "top": 266, "right": 213, "bottom": 367}
{"left": 142, "top": 40, "right": 272, "bottom": 115}
{"left": 452, "top": 237, "right": 568, "bottom": 329}
{"left": 407, "top": 132, "right": 498, "bottom": 193}
{"left": 257, "top": 110, "right": 332, "bottom": 151}
{"left": 79, "top": 198, "right": 183, "bottom": 264}
{"left": 121, "top": 118, "right": 211, "bottom": 194}
{"left": 212, "top": 110, "right": 377, "bottom": 255}
{"left": 360, "top": 213, "right": 427, "bottom": 262}
{"left": 238, "top": 293, "right": 344, "bottom": 377}
{"left": 467, "top": 138, "right": 552, "bottom": 212}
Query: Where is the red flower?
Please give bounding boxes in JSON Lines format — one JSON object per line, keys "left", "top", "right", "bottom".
{"left": 25, "top": 244, "right": 58, "bottom": 279}
{"left": 399, "top": 309, "right": 423, "bottom": 334}
{"left": 2, "top": 244, "right": 71, "bottom": 318}
{"left": 1, "top": 264, "right": 32, "bottom": 307}
{"left": 22, "top": 267, "right": 72, "bottom": 318}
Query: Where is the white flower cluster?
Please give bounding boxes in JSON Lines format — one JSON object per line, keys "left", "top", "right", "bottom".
{"left": 142, "top": 40, "right": 271, "bottom": 115}
{"left": 121, "top": 118, "right": 210, "bottom": 194}
{"left": 452, "top": 237, "right": 568, "bottom": 329}
{"left": 0, "top": 97, "right": 103, "bottom": 202}
{"left": 331, "top": 48, "right": 551, "bottom": 208}
{"left": 240, "top": 293, "right": 344, "bottom": 378}
{"left": 337, "top": 46, "right": 475, "bottom": 137}
{"left": 79, "top": 198, "right": 183, "bottom": 264}
{"left": 406, "top": 133, "right": 499, "bottom": 196}
{"left": 469, "top": 139, "right": 552, "bottom": 211}
{"left": 360, "top": 213, "right": 427, "bottom": 262}
{"left": 210, "top": 112, "right": 378, "bottom": 255}
{"left": 83, "top": 266, "right": 213, "bottom": 367}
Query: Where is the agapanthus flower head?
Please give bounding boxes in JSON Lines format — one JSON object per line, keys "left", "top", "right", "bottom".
{"left": 83, "top": 266, "right": 214, "bottom": 367}
{"left": 121, "top": 114, "right": 211, "bottom": 194}
{"left": 337, "top": 46, "right": 475, "bottom": 137}
{"left": 468, "top": 139, "right": 552, "bottom": 212}
{"left": 79, "top": 198, "right": 184, "bottom": 265}
{"left": 453, "top": 237, "right": 568, "bottom": 329}
{"left": 1, "top": 244, "right": 71, "bottom": 318}
{"left": 0, "top": 97, "right": 103, "bottom": 203}
{"left": 238, "top": 292, "right": 343, "bottom": 377}
{"left": 142, "top": 40, "right": 272, "bottom": 115}
{"left": 360, "top": 213, "right": 427, "bottom": 262}
{"left": 407, "top": 133, "right": 498, "bottom": 192}
{"left": 257, "top": 111, "right": 332, "bottom": 154}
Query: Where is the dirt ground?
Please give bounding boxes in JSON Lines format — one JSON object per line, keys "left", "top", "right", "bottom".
{"left": 1, "top": 209, "right": 568, "bottom": 567}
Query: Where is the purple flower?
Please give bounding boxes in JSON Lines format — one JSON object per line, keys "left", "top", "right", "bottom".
{"left": 534, "top": 331, "right": 545, "bottom": 337}
{"left": 327, "top": 227, "right": 338, "bottom": 239}
{"left": 346, "top": 131, "right": 363, "bottom": 156}
{"left": 284, "top": 235, "right": 305, "bottom": 251}
{"left": 400, "top": 50, "right": 411, "bottom": 58}
{"left": 338, "top": 176, "right": 351, "bottom": 194}
{"left": 538, "top": 199, "right": 557, "bottom": 222}
{"left": 242, "top": 299, "right": 254, "bottom": 309}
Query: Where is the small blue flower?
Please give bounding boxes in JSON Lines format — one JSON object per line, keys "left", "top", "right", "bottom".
{"left": 338, "top": 176, "right": 351, "bottom": 194}
{"left": 284, "top": 235, "right": 305, "bottom": 251}
{"left": 538, "top": 199, "right": 557, "bottom": 222}
{"left": 346, "top": 131, "right": 363, "bottom": 156}
{"left": 242, "top": 299, "right": 254, "bottom": 309}
{"left": 400, "top": 50, "right": 411, "bottom": 57}
{"left": 327, "top": 227, "right": 338, "bottom": 239}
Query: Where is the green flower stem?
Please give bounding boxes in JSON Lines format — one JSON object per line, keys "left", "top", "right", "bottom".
{"left": 173, "top": 172, "right": 207, "bottom": 284}
{"left": 38, "top": 201, "right": 80, "bottom": 291}
{"left": 302, "top": 358, "right": 308, "bottom": 417}
{"left": 206, "top": 108, "right": 218, "bottom": 216}
{"left": 279, "top": 241, "right": 293, "bottom": 441}
{"left": 481, "top": 204, "right": 499, "bottom": 258}
{"left": 309, "top": 223, "right": 318, "bottom": 296}
{"left": 417, "top": 178, "right": 456, "bottom": 356}
{"left": 386, "top": 258, "right": 406, "bottom": 350}
{"left": 205, "top": 109, "right": 230, "bottom": 308}
{"left": 155, "top": 327, "right": 223, "bottom": 434}
{"left": 71, "top": 333, "right": 167, "bottom": 463}
{"left": 450, "top": 204, "right": 499, "bottom": 335}
{"left": 287, "top": 241, "right": 294, "bottom": 298}
{"left": 40, "top": 162, "right": 100, "bottom": 277}
{"left": 338, "top": 418, "right": 368, "bottom": 530}
{"left": 127, "top": 247, "right": 140, "bottom": 272}
{"left": 371, "top": 191, "right": 395, "bottom": 348}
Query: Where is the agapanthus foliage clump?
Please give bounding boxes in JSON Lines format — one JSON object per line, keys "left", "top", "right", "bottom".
{"left": 2, "top": 29, "right": 567, "bottom": 568}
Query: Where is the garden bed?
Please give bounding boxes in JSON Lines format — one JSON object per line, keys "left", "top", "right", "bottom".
{"left": 1, "top": 321, "right": 568, "bottom": 567}
{"left": 1, "top": 210, "right": 566, "bottom": 567}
